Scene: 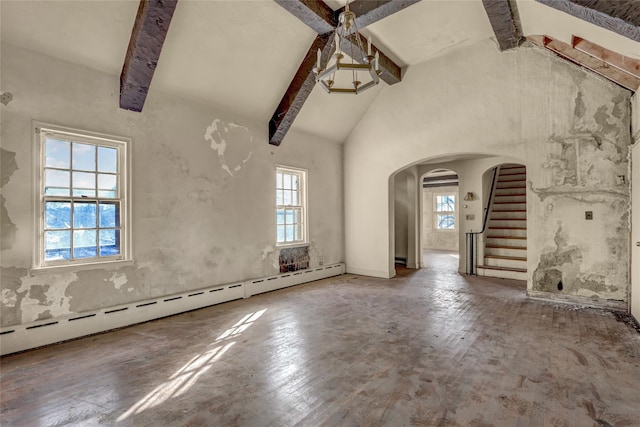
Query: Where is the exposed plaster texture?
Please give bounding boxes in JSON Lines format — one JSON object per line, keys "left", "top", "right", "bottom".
{"left": 204, "top": 119, "right": 254, "bottom": 177}
{"left": 344, "top": 39, "right": 631, "bottom": 305}
{"left": 0, "top": 43, "right": 343, "bottom": 328}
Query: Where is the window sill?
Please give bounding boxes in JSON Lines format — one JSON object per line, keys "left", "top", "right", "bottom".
{"left": 30, "top": 259, "right": 135, "bottom": 275}
{"left": 276, "top": 242, "right": 309, "bottom": 249}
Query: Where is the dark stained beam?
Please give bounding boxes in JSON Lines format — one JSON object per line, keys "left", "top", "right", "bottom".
{"left": 340, "top": 33, "right": 402, "bottom": 84}
{"left": 535, "top": 0, "right": 640, "bottom": 42}
{"left": 338, "top": 0, "right": 422, "bottom": 29}
{"left": 482, "top": 0, "right": 523, "bottom": 51}
{"left": 570, "top": 0, "right": 640, "bottom": 26}
{"left": 120, "top": 0, "right": 178, "bottom": 112}
{"left": 272, "top": 0, "right": 336, "bottom": 34}
{"left": 269, "top": 34, "right": 334, "bottom": 146}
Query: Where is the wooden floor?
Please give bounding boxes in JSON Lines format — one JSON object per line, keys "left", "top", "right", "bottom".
{"left": 1, "top": 250, "right": 640, "bottom": 426}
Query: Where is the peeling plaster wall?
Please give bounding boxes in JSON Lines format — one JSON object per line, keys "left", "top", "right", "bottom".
{"left": 344, "top": 39, "right": 631, "bottom": 306}
{"left": 0, "top": 43, "right": 343, "bottom": 327}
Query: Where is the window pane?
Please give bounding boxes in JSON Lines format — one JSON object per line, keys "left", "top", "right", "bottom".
{"left": 45, "top": 187, "right": 70, "bottom": 196}
{"left": 276, "top": 209, "right": 285, "bottom": 225}
{"left": 72, "top": 143, "right": 96, "bottom": 171}
{"left": 99, "top": 229, "right": 120, "bottom": 256}
{"left": 98, "top": 174, "right": 117, "bottom": 190}
{"left": 292, "top": 190, "right": 298, "bottom": 205}
{"left": 283, "top": 174, "right": 291, "bottom": 190}
{"left": 73, "top": 230, "right": 97, "bottom": 258}
{"left": 276, "top": 190, "right": 284, "bottom": 206}
{"left": 74, "top": 202, "right": 97, "bottom": 228}
{"left": 276, "top": 173, "right": 282, "bottom": 189}
{"left": 292, "top": 174, "right": 299, "bottom": 190}
{"left": 294, "top": 224, "right": 300, "bottom": 240}
{"left": 73, "top": 189, "right": 96, "bottom": 197}
{"left": 97, "top": 146, "right": 117, "bottom": 173}
{"left": 45, "top": 139, "right": 70, "bottom": 168}
{"left": 99, "top": 202, "right": 119, "bottom": 228}
{"left": 283, "top": 190, "right": 291, "bottom": 205}
{"left": 285, "top": 210, "right": 294, "bottom": 225}
{"left": 45, "top": 230, "right": 71, "bottom": 260}
{"left": 73, "top": 171, "right": 95, "bottom": 189}
{"left": 98, "top": 190, "right": 116, "bottom": 198}
{"left": 285, "top": 224, "right": 294, "bottom": 241}
{"left": 46, "top": 169, "right": 69, "bottom": 188}
{"left": 437, "top": 214, "right": 455, "bottom": 230}
{"left": 276, "top": 225, "right": 285, "bottom": 243}
{"left": 45, "top": 202, "right": 71, "bottom": 229}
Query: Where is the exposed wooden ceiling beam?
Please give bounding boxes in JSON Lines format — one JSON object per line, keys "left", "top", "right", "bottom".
{"left": 535, "top": 0, "right": 640, "bottom": 42}
{"left": 572, "top": 36, "right": 640, "bottom": 78}
{"left": 340, "top": 33, "right": 401, "bottom": 84}
{"left": 269, "top": 34, "right": 334, "bottom": 146}
{"left": 569, "top": 0, "right": 640, "bottom": 26}
{"left": 528, "top": 35, "right": 640, "bottom": 92}
{"left": 482, "top": 0, "right": 523, "bottom": 51}
{"left": 120, "top": 0, "right": 178, "bottom": 112}
{"left": 272, "top": 0, "right": 336, "bottom": 34}
{"left": 338, "top": 0, "right": 421, "bottom": 29}
{"left": 270, "top": 0, "right": 411, "bottom": 145}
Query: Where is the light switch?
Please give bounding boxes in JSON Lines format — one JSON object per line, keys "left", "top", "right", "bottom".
{"left": 585, "top": 211, "right": 593, "bottom": 220}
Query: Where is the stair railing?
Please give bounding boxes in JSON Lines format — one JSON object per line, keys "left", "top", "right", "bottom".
{"left": 465, "top": 166, "right": 499, "bottom": 275}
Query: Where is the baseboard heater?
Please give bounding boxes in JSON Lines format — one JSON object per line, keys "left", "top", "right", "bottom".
{"left": 0, "top": 263, "right": 345, "bottom": 356}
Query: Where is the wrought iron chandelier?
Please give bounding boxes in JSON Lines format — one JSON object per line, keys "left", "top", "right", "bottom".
{"left": 313, "top": 2, "right": 381, "bottom": 94}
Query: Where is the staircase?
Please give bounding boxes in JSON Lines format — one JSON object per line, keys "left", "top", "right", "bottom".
{"left": 477, "top": 164, "right": 527, "bottom": 280}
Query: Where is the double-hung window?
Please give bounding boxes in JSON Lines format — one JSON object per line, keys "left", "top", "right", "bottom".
{"left": 434, "top": 194, "right": 456, "bottom": 230}
{"left": 34, "top": 123, "right": 131, "bottom": 268}
{"left": 276, "top": 166, "right": 307, "bottom": 246}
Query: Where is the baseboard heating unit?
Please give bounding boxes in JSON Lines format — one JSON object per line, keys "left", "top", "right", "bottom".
{"left": 0, "top": 263, "right": 345, "bottom": 356}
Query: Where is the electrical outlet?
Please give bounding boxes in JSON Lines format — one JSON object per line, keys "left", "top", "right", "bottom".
{"left": 466, "top": 214, "right": 475, "bottom": 220}
{"left": 585, "top": 211, "right": 593, "bottom": 220}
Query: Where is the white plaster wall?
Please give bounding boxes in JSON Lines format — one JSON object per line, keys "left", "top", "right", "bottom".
{"left": 394, "top": 170, "right": 410, "bottom": 260}
{"left": 632, "top": 92, "right": 640, "bottom": 320}
{"left": 0, "top": 43, "right": 344, "bottom": 327}
{"left": 344, "top": 39, "right": 631, "bottom": 306}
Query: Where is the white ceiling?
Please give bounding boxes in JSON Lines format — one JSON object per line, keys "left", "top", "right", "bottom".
{"left": 1, "top": 1, "right": 638, "bottom": 144}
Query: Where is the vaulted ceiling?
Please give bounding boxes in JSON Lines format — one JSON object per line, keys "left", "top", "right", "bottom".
{"left": 1, "top": 0, "right": 638, "bottom": 145}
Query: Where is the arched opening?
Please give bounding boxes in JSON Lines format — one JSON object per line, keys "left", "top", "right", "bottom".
{"left": 389, "top": 154, "right": 524, "bottom": 279}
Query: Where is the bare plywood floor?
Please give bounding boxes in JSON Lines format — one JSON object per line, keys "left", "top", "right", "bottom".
{"left": 1, "top": 250, "right": 639, "bottom": 426}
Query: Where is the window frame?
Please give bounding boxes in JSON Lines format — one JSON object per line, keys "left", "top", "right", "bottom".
{"left": 434, "top": 193, "right": 456, "bottom": 231}
{"left": 275, "top": 165, "right": 308, "bottom": 247}
{"left": 32, "top": 122, "right": 132, "bottom": 271}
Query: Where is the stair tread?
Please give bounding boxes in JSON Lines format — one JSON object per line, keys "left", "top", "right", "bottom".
{"left": 486, "top": 235, "right": 526, "bottom": 239}
{"left": 499, "top": 172, "right": 526, "bottom": 176}
{"left": 490, "top": 218, "right": 526, "bottom": 220}
{"left": 488, "top": 226, "right": 527, "bottom": 230}
{"left": 485, "top": 255, "right": 527, "bottom": 261}
{"left": 494, "top": 193, "right": 526, "bottom": 197}
{"left": 478, "top": 265, "right": 527, "bottom": 273}
{"left": 496, "top": 185, "right": 526, "bottom": 189}
{"left": 486, "top": 245, "right": 527, "bottom": 250}
{"left": 493, "top": 203, "right": 526, "bottom": 206}
{"left": 493, "top": 209, "right": 526, "bottom": 212}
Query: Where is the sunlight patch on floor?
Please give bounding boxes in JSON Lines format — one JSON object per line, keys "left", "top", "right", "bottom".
{"left": 117, "top": 309, "right": 267, "bottom": 422}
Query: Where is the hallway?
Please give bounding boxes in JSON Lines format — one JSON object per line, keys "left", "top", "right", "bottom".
{"left": 1, "top": 259, "right": 639, "bottom": 426}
